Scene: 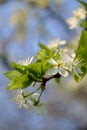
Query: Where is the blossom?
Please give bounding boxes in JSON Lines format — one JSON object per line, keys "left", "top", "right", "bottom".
{"left": 66, "top": 17, "right": 79, "bottom": 29}
{"left": 66, "top": 6, "right": 86, "bottom": 29}
{"left": 14, "top": 89, "right": 46, "bottom": 114}
{"left": 14, "top": 89, "right": 33, "bottom": 109}
{"left": 73, "top": 7, "right": 86, "bottom": 19}
{"left": 18, "top": 56, "right": 34, "bottom": 66}
{"left": 48, "top": 39, "right": 66, "bottom": 50}
{"left": 45, "top": 58, "right": 68, "bottom": 77}
{"left": 14, "top": 89, "right": 40, "bottom": 109}
{"left": 45, "top": 49, "right": 76, "bottom": 77}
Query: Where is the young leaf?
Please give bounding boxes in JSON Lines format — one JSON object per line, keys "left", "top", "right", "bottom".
{"left": 11, "top": 62, "right": 27, "bottom": 74}
{"left": 76, "top": 30, "right": 87, "bottom": 65}
{"left": 80, "top": 20, "right": 87, "bottom": 28}
{"left": 38, "top": 42, "right": 50, "bottom": 51}
{"left": 28, "top": 63, "right": 43, "bottom": 81}
{"left": 7, "top": 74, "right": 33, "bottom": 90}
{"left": 4, "top": 70, "right": 22, "bottom": 81}
{"left": 75, "top": 30, "right": 87, "bottom": 81}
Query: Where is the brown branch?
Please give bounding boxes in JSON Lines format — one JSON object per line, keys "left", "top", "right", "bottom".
{"left": 43, "top": 72, "right": 61, "bottom": 86}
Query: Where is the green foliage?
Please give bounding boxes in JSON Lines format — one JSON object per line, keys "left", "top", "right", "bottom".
{"left": 74, "top": 30, "right": 87, "bottom": 81}
{"left": 36, "top": 42, "right": 52, "bottom": 61}
{"left": 76, "top": 30, "right": 87, "bottom": 65}
{"left": 11, "top": 62, "right": 27, "bottom": 74}
{"left": 4, "top": 0, "right": 87, "bottom": 113}
{"left": 77, "top": 0, "right": 87, "bottom": 11}
{"left": 80, "top": 20, "right": 87, "bottom": 28}
{"left": 4, "top": 70, "right": 22, "bottom": 81}
{"left": 0, "top": 0, "right": 6, "bottom": 4}
{"left": 7, "top": 74, "right": 33, "bottom": 90}
{"left": 28, "top": 63, "right": 43, "bottom": 82}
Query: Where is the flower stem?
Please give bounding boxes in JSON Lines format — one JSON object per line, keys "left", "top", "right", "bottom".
{"left": 22, "top": 86, "right": 41, "bottom": 98}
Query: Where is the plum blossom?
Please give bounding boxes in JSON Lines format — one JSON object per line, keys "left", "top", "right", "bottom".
{"left": 14, "top": 89, "right": 46, "bottom": 114}
{"left": 14, "top": 89, "right": 33, "bottom": 109}
{"left": 48, "top": 39, "right": 66, "bottom": 50}
{"left": 67, "top": 7, "right": 86, "bottom": 29}
{"left": 18, "top": 56, "right": 34, "bottom": 66}
{"left": 45, "top": 49, "right": 76, "bottom": 77}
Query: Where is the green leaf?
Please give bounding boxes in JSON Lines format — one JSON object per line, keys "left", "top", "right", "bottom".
{"left": 4, "top": 70, "right": 22, "bottom": 81}
{"left": 76, "top": 30, "right": 87, "bottom": 65}
{"left": 36, "top": 49, "right": 47, "bottom": 60}
{"left": 11, "top": 62, "right": 27, "bottom": 74}
{"left": 38, "top": 42, "right": 50, "bottom": 51}
{"left": 80, "top": 20, "right": 87, "bottom": 28}
{"left": 77, "top": 0, "right": 87, "bottom": 11}
{"left": 75, "top": 30, "right": 87, "bottom": 81}
{"left": 37, "top": 42, "right": 53, "bottom": 61}
{"left": 28, "top": 63, "right": 43, "bottom": 81}
{"left": 41, "top": 60, "right": 50, "bottom": 75}
{"left": 7, "top": 74, "right": 33, "bottom": 90}
{"left": 36, "top": 48, "right": 53, "bottom": 61}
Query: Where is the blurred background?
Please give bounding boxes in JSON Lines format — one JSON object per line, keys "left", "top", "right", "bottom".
{"left": 0, "top": 0, "right": 87, "bottom": 130}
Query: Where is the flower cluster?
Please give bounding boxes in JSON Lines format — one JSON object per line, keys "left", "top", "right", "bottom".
{"left": 14, "top": 89, "right": 46, "bottom": 114}
{"left": 5, "top": 0, "right": 87, "bottom": 114}
{"left": 67, "top": 6, "right": 86, "bottom": 29}
{"left": 45, "top": 48, "right": 76, "bottom": 77}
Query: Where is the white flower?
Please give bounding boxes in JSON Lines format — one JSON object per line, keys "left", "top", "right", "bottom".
{"left": 60, "top": 49, "right": 76, "bottom": 63}
{"left": 45, "top": 58, "right": 68, "bottom": 77}
{"left": 48, "top": 39, "right": 66, "bottom": 49}
{"left": 73, "top": 7, "right": 86, "bottom": 19}
{"left": 66, "top": 6, "right": 86, "bottom": 29}
{"left": 14, "top": 89, "right": 33, "bottom": 109}
{"left": 66, "top": 17, "right": 79, "bottom": 29}
{"left": 45, "top": 49, "right": 76, "bottom": 77}
{"left": 18, "top": 56, "right": 34, "bottom": 66}
{"left": 14, "top": 89, "right": 45, "bottom": 114}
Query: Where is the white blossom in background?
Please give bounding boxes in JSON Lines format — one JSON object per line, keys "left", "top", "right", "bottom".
{"left": 48, "top": 39, "right": 66, "bottom": 49}
{"left": 67, "top": 17, "right": 79, "bottom": 29}
{"left": 18, "top": 56, "right": 34, "bottom": 66}
{"left": 73, "top": 7, "right": 86, "bottom": 19}
{"left": 66, "top": 6, "right": 86, "bottom": 29}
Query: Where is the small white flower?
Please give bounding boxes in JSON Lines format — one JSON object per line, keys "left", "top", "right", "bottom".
{"left": 14, "top": 89, "right": 33, "bottom": 109}
{"left": 18, "top": 56, "right": 34, "bottom": 66}
{"left": 73, "top": 7, "right": 86, "bottom": 19}
{"left": 66, "top": 17, "right": 79, "bottom": 29}
{"left": 45, "top": 48, "right": 76, "bottom": 77}
{"left": 45, "top": 58, "right": 69, "bottom": 77}
{"left": 60, "top": 49, "right": 76, "bottom": 63}
{"left": 66, "top": 6, "right": 86, "bottom": 29}
{"left": 48, "top": 39, "right": 66, "bottom": 49}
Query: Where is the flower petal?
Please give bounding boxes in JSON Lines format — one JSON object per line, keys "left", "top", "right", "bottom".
{"left": 45, "top": 67, "right": 59, "bottom": 76}
{"left": 59, "top": 68, "right": 68, "bottom": 77}
{"left": 60, "top": 50, "right": 73, "bottom": 62}
{"left": 49, "top": 58, "right": 58, "bottom": 66}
